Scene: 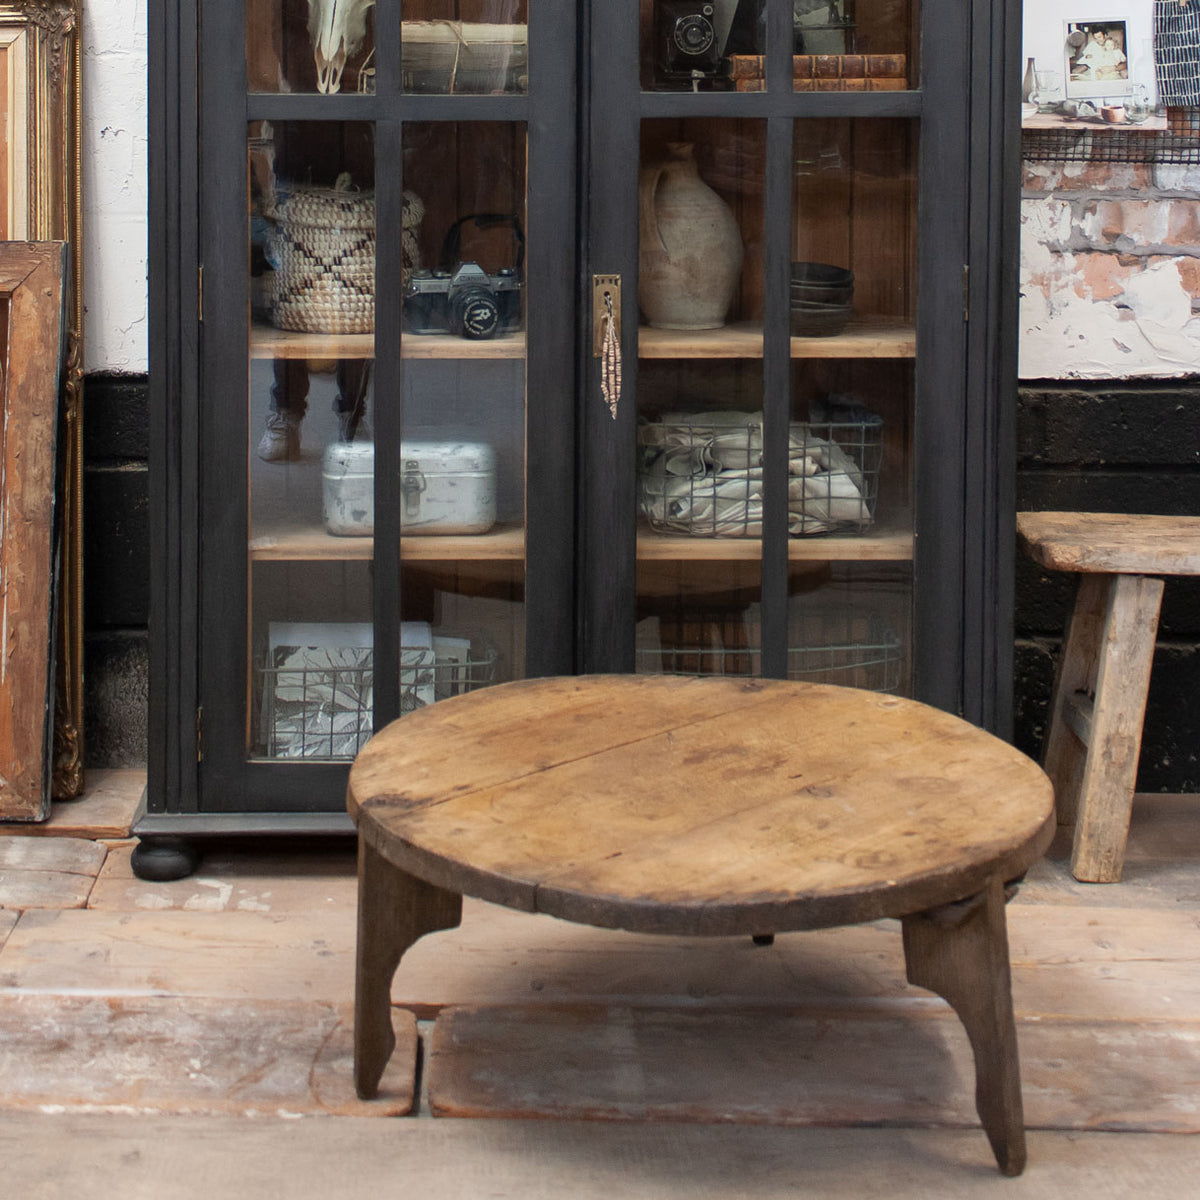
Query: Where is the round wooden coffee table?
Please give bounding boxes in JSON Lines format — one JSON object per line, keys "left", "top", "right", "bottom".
{"left": 347, "top": 676, "right": 1054, "bottom": 1175}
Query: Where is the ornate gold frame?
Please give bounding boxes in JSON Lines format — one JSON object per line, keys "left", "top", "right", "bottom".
{"left": 0, "top": 1, "right": 83, "bottom": 798}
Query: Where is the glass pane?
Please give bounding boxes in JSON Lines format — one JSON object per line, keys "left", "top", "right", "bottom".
{"left": 247, "top": 121, "right": 377, "bottom": 759}
{"left": 402, "top": 1, "right": 529, "bottom": 95}
{"left": 640, "top": 2, "right": 920, "bottom": 95}
{"left": 643, "top": 0, "right": 762, "bottom": 92}
{"left": 399, "top": 121, "right": 527, "bottom": 699}
{"left": 787, "top": 116, "right": 916, "bottom": 691}
{"left": 635, "top": 121, "right": 766, "bottom": 676}
{"left": 789, "top": 2, "right": 918, "bottom": 93}
{"left": 247, "top": 0, "right": 377, "bottom": 94}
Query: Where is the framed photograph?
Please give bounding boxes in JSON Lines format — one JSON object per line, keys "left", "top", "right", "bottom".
{"left": 0, "top": 2, "right": 83, "bottom": 799}
{"left": 0, "top": 242, "right": 68, "bottom": 821}
{"left": 1065, "top": 19, "right": 1134, "bottom": 99}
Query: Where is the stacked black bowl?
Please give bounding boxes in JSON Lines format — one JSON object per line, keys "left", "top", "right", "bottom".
{"left": 790, "top": 262, "right": 854, "bottom": 337}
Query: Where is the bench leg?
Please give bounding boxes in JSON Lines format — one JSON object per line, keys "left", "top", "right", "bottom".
{"left": 902, "top": 877, "right": 1025, "bottom": 1177}
{"left": 1044, "top": 573, "right": 1162, "bottom": 882}
{"left": 1043, "top": 573, "right": 1109, "bottom": 828}
{"left": 354, "top": 834, "right": 462, "bottom": 1099}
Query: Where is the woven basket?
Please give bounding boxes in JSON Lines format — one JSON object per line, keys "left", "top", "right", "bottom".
{"left": 265, "top": 182, "right": 424, "bottom": 334}
{"left": 266, "top": 180, "right": 376, "bottom": 334}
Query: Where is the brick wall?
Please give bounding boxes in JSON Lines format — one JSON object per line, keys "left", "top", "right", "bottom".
{"left": 1016, "top": 150, "right": 1200, "bottom": 790}
{"left": 1020, "top": 158, "right": 1200, "bottom": 379}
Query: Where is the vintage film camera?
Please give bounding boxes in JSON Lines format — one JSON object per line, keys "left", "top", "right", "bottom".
{"left": 405, "top": 264, "right": 521, "bottom": 340}
{"left": 657, "top": 1, "right": 723, "bottom": 82}
{"left": 404, "top": 213, "right": 524, "bottom": 340}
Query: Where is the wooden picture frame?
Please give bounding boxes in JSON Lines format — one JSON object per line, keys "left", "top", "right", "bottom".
{"left": 0, "top": 1, "right": 82, "bottom": 799}
{"left": 0, "top": 241, "right": 68, "bottom": 821}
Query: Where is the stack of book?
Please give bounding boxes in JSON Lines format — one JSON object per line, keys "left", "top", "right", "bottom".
{"left": 727, "top": 53, "right": 907, "bottom": 92}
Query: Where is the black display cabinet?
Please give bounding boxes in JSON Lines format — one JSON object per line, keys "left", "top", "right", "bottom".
{"left": 141, "top": 0, "right": 1021, "bottom": 878}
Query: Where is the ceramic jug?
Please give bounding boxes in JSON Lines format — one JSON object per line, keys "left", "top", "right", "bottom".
{"left": 639, "top": 143, "right": 744, "bottom": 330}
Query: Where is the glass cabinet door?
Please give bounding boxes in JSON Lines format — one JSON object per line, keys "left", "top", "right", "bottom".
{"left": 155, "top": 0, "right": 1006, "bottom": 825}
{"left": 194, "top": 0, "right": 574, "bottom": 810}
{"left": 586, "top": 0, "right": 978, "bottom": 717}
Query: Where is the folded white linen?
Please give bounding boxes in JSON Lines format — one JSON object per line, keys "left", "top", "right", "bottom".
{"left": 639, "top": 413, "right": 871, "bottom": 536}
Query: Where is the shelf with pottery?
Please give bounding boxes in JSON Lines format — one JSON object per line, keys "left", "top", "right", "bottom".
{"left": 638, "top": 319, "right": 916, "bottom": 359}
{"left": 249, "top": 322, "right": 527, "bottom": 360}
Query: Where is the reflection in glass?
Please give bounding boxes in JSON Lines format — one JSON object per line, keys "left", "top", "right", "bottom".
{"left": 636, "top": 119, "right": 765, "bottom": 676}
{"left": 397, "top": 122, "right": 529, "bottom": 700}
{"left": 247, "top": 121, "right": 377, "bottom": 759}
{"left": 402, "top": 0, "right": 529, "bottom": 95}
{"left": 787, "top": 117, "right": 917, "bottom": 694}
{"left": 783, "top": 564, "right": 910, "bottom": 692}
{"left": 791, "top": 2, "right": 916, "bottom": 93}
{"left": 247, "top": 0, "right": 377, "bottom": 94}
{"left": 643, "top": 0, "right": 760, "bottom": 92}
{"left": 641, "top": 2, "right": 917, "bottom": 94}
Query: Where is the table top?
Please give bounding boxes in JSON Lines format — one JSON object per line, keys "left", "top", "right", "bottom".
{"left": 1018, "top": 511, "right": 1200, "bottom": 576}
{"left": 348, "top": 676, "right": 1055, "bottom": 936}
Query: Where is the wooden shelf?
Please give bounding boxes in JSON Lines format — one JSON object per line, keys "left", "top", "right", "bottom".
{"left": 250, "top": 323, "right": 527, "bottom": 360}
{"left": 248, "top": 519, "right": 527, "bottom": 562}
{"left": 250, "top": 320, "right": 916, "bottom": 361}
{"left": 249, "top": 514, "right": 913, "bottom": 563}
{"left": 638, "top": 319, "right": 916, "bottom": 360}
{"left": 637, "top": 514, "right": 914, "bottom": 562}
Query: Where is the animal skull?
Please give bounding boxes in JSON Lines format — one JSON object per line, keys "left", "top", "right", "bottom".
{"left": 306, "top": 0, "right": 375, "bottom": 94}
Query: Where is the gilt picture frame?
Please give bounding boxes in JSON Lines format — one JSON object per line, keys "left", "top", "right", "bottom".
{"left": 0, "top": 1, "right": 82, "bottom": 800}
{"left": 0, "top": 241, "right": 68, "bottom": 820}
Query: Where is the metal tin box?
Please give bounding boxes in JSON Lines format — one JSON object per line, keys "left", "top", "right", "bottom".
{"left": 322, "top": 440, "right": 497, "bottom": 536}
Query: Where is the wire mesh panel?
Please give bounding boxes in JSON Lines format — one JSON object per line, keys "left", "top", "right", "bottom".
{"left": 257, "top": 643, "right": 496, "bottom": 760}
{"left": 1022, "top": 113, "right": 1200, "bottom": 164}
{"left": 637, "top": 605, "right": 902, "bottom": 693}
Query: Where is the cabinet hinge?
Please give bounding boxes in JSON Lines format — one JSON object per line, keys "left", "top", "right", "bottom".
{"left": 196, "top": 705, "right": 203, "bottom": 762}
{"left": 962, "top": 264, "right": 969, "bottom": 323}
{"left": 198, "top": 264, "right": 204, "bottom": 322}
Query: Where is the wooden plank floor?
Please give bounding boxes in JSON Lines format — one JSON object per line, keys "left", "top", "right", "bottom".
{"left": 0, "top": 774, "right": 1199, "bottom": 1155}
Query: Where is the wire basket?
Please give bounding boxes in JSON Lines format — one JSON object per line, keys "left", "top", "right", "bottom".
{"left": 637, "top": 609, "right": 902, "bottom": 694}
{"left": 638, "top": 416, "right": 881, "bottom": 537}
{"left": 257, "top": 643, "right": 497, "bottom": 761}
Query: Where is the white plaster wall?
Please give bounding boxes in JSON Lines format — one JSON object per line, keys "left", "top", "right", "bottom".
{"left": 82, "top": 0, "right": 148, "bottom": 373}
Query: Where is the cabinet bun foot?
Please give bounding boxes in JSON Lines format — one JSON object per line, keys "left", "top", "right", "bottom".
{"left": 131, "top": 837, "right": 200, "bottom": 881}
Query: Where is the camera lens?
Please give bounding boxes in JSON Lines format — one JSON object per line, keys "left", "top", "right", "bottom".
{"left": 673, "top": 14, "right": 714, "bottom": 56}
{"left": 452, "top": 288, "right": 500, "bottom": 340}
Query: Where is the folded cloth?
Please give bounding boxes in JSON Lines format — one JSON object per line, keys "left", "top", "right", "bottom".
{"left": 639, "top": 412, "right": 871, "bottom": 536}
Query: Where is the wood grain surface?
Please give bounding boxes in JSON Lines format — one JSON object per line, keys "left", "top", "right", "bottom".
{"left": 349, "top": 676, "right": 1054, "bottom": 935}
{"left": 0, "top": 243, "right": 67, "bottom": 822}
{"left": 1017, "top": 511, "right": 1200, "bottom": 576}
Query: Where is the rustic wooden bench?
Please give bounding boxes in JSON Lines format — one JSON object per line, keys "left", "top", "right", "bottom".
{"left": 1017, "top": 511, "right": 1200, "bottom": 883}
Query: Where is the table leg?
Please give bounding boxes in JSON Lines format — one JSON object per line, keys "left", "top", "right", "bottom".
{"left": 355, "top": 834, "right": 462, "bottom": 1099}
{"left": 901, "top": 876, "right": 1025, "bottom": 1177}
